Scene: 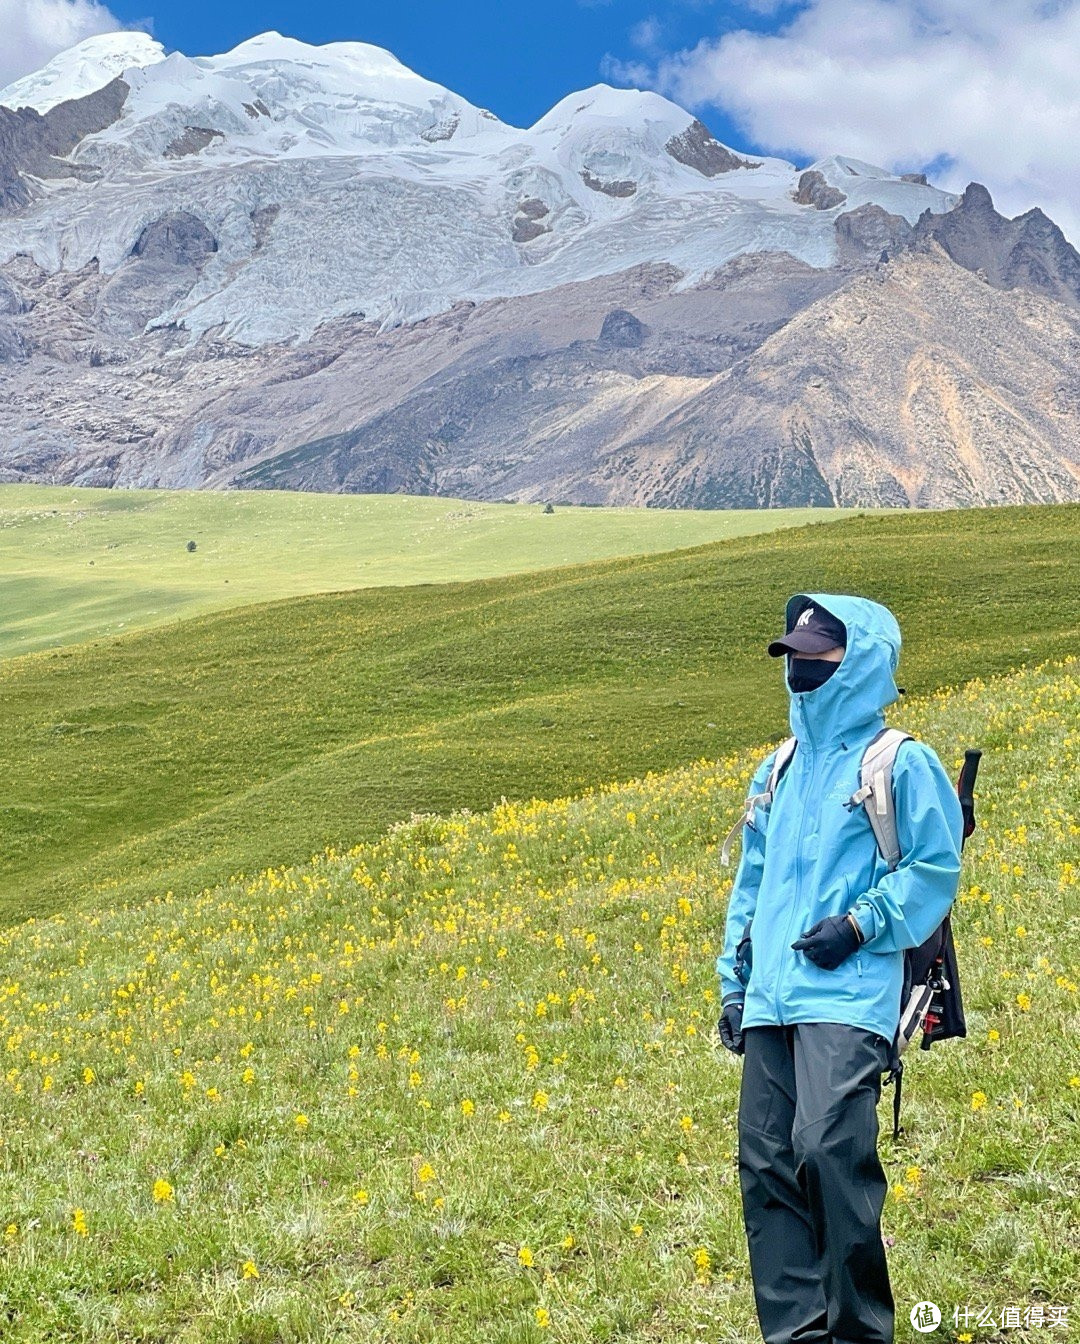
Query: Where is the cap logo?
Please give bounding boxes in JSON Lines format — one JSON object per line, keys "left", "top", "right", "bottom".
{"left": 795, "top": 606, "right": 815, "bottom": 627}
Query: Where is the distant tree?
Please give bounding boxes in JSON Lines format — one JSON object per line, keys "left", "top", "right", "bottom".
{"left": 186, "top": 540, "right": 197, "bottom": 552}
{"left": 543, "top": 503, "right": 555, "bottom": 515}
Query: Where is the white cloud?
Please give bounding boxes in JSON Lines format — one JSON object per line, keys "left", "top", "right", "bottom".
{"left": 641, "top": 0, "right": 1080, "bottom": 241}
{"left": 0, "top": 0, "right": 124, "bottom": 88}
{"left": 630, "top": 17, "right": 664, "bottom": 53}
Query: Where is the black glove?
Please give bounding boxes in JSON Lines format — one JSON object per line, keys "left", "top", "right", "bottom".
{"left": 718, "top": 997, "right": 745, "bottom": 1054}
{"left": 791, "top": 913, "right": 863, "bottom": 970}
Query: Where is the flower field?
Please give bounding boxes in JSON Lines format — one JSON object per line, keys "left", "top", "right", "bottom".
{"left": 1, "top": 657, "right": 1078, "bottom": 1342}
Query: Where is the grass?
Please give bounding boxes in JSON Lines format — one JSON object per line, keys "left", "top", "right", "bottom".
{"left": 0, "top": 503, "right": 1077, "bottom": 925}
{"left": 0, "top": 656, "right": 1076, "bottom": 1342}
{"left": 0, "top": 484, "right": 861, "bottom": 657}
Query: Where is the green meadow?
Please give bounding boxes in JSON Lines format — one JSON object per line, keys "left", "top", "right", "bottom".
{"left": 0, "top": 502, "right": 1076, "bottom": 924}
{"left": 0, "top": 485, "right": 860, "bottom": 657}
{"left": 0, "top": 656, "right": 1076, "bottom": 1342}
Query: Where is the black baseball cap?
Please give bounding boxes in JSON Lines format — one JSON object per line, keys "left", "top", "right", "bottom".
{"left": 767, "top": 598, "right": 847, "bottom": 657}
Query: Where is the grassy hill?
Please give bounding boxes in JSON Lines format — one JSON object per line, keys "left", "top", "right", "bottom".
{"left": 0, "top": 503, "right": 1076, "bottom": 925}
{"left": 0, "top": 485, "right": 860, "bottom": 657}
{"left": 0, "top": 656, "right": 1076, "bottom": 1342}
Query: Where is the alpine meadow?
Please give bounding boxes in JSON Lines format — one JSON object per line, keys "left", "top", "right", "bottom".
{"left": 1, "top": 493, "right": 1079, "bottom": 1344}
{"left": 1, "top": 503, "right": 1076, "bottom": 924}
{"left": 0, "top": 654, "right": 1076, "bottom": 1342}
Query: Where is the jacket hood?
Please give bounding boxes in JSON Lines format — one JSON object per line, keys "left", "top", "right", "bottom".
{"left": 783, "top": 592, "right": 902, "bottom": 746}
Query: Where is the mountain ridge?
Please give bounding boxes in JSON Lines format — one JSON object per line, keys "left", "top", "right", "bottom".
{"left": 2, "top": 32, "right": 1080, "bottom": 507}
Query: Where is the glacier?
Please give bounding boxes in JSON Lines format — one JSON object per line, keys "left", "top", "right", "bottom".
{"left": 0, "top": 31, "right": 959, "bottom": 345}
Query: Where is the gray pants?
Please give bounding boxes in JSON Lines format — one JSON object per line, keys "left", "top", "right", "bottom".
{"left": 738, "top": 1024, "right": 895, "bottom": 1344}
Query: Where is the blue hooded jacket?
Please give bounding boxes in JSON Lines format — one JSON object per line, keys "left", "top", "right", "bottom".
{"left": 717, "top": 593, "right": 964, "bottom": 1042}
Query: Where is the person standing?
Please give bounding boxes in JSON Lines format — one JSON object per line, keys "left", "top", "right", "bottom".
{"left": 717, "top": 592, "right": 964, "bottom": 1344}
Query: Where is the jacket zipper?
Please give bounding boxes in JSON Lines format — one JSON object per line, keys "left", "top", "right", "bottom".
{"left": 775, "top": 693, "right": 816, "bottom": 1021}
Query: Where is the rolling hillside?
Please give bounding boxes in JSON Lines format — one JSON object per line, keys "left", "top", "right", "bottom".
{"left": 0, "top": 655, "right": 1075, "bottom": 1341}
{"left": 0, "top": 503, "right": 1076, "bottom": 923}
{"left": 0, "top": 486, "right": 853, "bottom": 657}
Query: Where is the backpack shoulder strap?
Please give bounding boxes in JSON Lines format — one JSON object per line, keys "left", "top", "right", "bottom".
{"left": 720, "top": 736, "right": 797, "bottom": 867}
{"left": 846, "top": 727, "right": 914, "bottom": 871}
{"left": 767, "top": 736, "right": 798, "bottom": 797}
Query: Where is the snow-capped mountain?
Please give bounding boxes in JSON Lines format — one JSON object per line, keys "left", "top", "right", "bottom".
{"left": 0, "top": 31, "right": 956, "bottom": 342}
{"left": 0, "top": 32, "right": 165, "bottom": 113}
{"left": 1, "top": 32, "right": 1079, "bottom": 508}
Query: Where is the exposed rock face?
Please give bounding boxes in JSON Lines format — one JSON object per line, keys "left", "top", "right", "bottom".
{"left": 131, "top": 213, "right": 218, "bottom": 265}
{"left": 794, "top": 170, "right": 846, "bottom": 210}
{"left": 914, "top": 182, "right": 1080, "bottom": 308}
{"left": 622, "top": 251, "right": 1080, "bottom": 508}
{"left": 216, "top": 251, "right": 1078, "bottom": 508}
{"left": 511, "top": 199, "right": 551, "bottom": 244}
{"left": 251, "top": 203, "right": 279, "bottom": 249}
{"left": 512, "top": 218, "right": 550, "bottom": 243}
{"left": 0, "top": 77, "right": 128, "bottom": 211}
{"left": 420, "top": 113, "right": 459, "bottom": 143}
{"left": 665, "top": 119, "right": 760, "bottom": 176}
{"left": 0, "top": 274, "right": 25, "bottom": 313}
{"left": 834, "top": 204, "right": 914, "bottom": 263}
{"left": 580, "top": 170, "right": 637, "bottom": 198}
{"left": 164, "top": 126, "right": 225, "bottom": 159}
{"left": 598, "top": 309, "right": 648, "bottom": 348}
{"left": 0, "top": 319, "right": 28, "bottom": 362}
{"left": 0, "top": 255, "right": 842, "bottom": 494}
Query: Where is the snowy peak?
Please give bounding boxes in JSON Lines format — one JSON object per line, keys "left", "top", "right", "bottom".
{"left": 532, "top": 84, "right": 694, "bottom": 136}
{"left": 198, "top": 32, "right": 463, "bottom": 111}
{"left": 79, "top": 31, "right": 511, "bottom": 166}
{"left": 532, "top": 84, "right": 760, "bottom": 195}
{"left": 0, "top": 32, "right": 165, "bottom": 113}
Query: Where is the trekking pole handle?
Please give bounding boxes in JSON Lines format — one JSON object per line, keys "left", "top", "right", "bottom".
{"left": 957, "top": 748, "right": 981, "bottom": 845}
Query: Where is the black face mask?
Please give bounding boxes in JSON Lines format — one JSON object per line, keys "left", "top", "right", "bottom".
{"left": 787, "top": 655, "right": 841, "bottom": 693}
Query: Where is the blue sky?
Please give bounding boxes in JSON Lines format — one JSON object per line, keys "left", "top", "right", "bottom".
{"left": 104, "top": 0, "right": 777, "bottom": 143}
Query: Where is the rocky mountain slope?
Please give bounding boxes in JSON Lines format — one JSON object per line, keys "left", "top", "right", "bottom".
{"left": 1, "top": 31, "right": 1079, "bottom": 507}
